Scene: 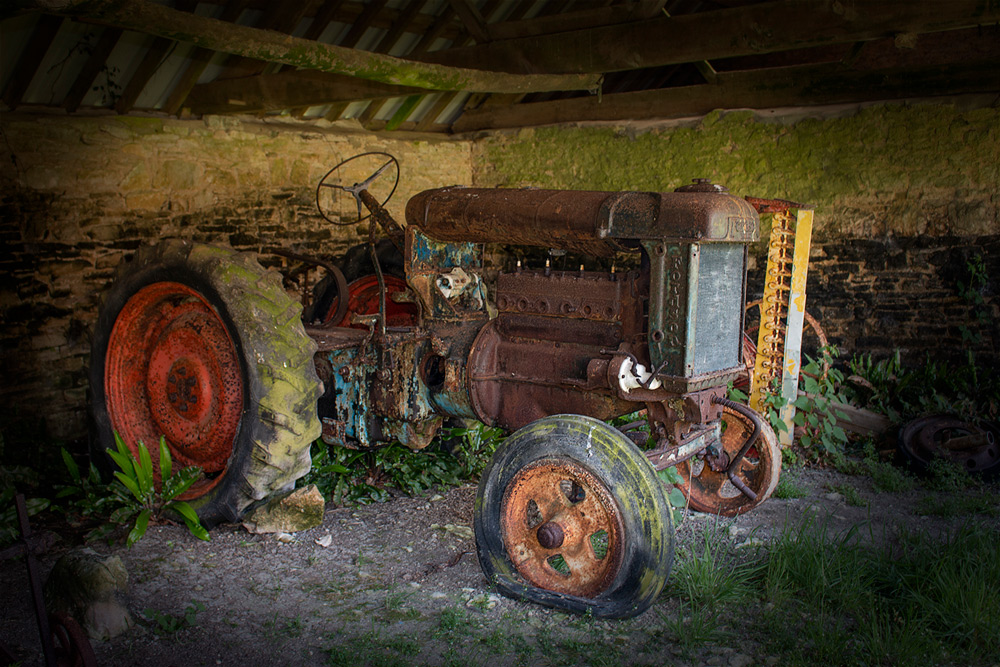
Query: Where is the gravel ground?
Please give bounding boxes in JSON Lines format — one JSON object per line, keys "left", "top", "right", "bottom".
{"left": 1, "top": 466, "right": 996, "bottom": 666}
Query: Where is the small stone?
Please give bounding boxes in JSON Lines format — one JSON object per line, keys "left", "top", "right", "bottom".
{"left": 44, "top": 548, "right": 134, "bottom": 640}
{"left": 409, "top": 582, "right": 421, "bottom": 588}
{"left": 315, "top": 534, "right": 333, "bottom": 548}
{"left": 429, "top": 494, "right": 443, "bottom": 502}
{"left": 430, "top": 592, "right": 447, "bottom": 599}
{"left": 242, "top": 485, "right": 325, "bottom": 534}
{"left": 275, "top": 532, "right": 294, "bottom": 544}
{"left": 729, "top": 653, "right": 752, "bottom": 667}
{"left": 824, "top": 492, "right": 843, "bottom": 502}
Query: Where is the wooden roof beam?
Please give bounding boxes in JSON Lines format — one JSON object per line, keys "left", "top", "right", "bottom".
{"left": 38, "top": 0, "right": 599, "bottom": 94}
{"left": 447, "top": 0, "right": 490, "bottom": 43}
{"left": 63, "top": 26, "right": 122, "bottom": 111}
{"left": 3, "top": 14, "right": 63, "bottom": 109}
{"left": 453, "top": 59, "right": 1000, "bottom": 133}
{"left": 420, "top": 0, "right": 1000, "bottom": 75}
{"left": 161, "top": 0, "right": 250, "bottom": 116}
{"left": 185, "top": 70, "right": 423, "bottom": 115}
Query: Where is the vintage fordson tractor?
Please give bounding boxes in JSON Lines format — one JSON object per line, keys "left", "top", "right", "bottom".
{"left": 89, "top": 153, "right": 780, "bottom": 619}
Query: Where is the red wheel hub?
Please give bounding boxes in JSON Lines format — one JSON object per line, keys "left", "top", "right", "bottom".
{"left": 105, "top": 282, "right": 242, "bottom": 495}
{"left": 327, "top": 275, "right": 419, "bottom": 328}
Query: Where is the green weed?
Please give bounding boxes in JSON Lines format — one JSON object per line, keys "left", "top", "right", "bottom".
{"left": 668, "top": 528, "right": 753, "bottom": 609}
{"left": 144, "top": 601, "right": 205, "bottom": 635}
{"left": 300, "top": 422, "right": 504, "bottom": 507}
{"left": 827, "top": 483, "right": 866, "bottom": 507}
{"left": 105, "top": 433, "right": 208, "bottom": 546}
{"left": 914, "top": 492, "right": 998, "bottom": 518}
{"left": 773, "top": 473, "right": 809, "bottom": 499}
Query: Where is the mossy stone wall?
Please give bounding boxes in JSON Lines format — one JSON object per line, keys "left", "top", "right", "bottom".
{"left": 0, "top": 113, "right": 471, "bottom": 457}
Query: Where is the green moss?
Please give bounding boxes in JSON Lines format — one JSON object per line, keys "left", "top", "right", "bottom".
{"left": 476, "top": 104, "right": 1000, "bottom": 239}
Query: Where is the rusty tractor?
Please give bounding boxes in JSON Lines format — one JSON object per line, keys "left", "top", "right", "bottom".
{"left": 89, "top": 153, "right": 780, "bottom": 618}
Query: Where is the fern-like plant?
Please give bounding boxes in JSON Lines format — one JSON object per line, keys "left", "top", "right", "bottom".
{"left": 107, "top": 433, "right": 209, "bottom": 546}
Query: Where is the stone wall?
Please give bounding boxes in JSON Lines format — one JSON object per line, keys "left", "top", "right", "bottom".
{"left": 472, "top": 102, "right": 1000, "bottom": 370}
{"left": 0, "top": 113, "right": 472, "bottom": 459}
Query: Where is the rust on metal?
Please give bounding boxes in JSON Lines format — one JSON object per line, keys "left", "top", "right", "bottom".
{"left": 674, "top": 405, "right": 780, "bottom": 516}
{"left": 899, "top": 415, "right": 1000, "bottom": 475}
{"left": 745, "top": 196, "right": 813, "bottom": 214}
{"left": 468, "top": 268, "right": 645, "bottom": 431}
{"left": 500, "top": 458, "right": 624, "bottom": 598}
{"left": 105, "top": 282, "right": 241, "bottom": 496}
{"left": 405, "top": 185, "right": 758, "bottom": 260}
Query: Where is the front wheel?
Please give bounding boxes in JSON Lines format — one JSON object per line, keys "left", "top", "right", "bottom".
{"left": 474, "top": 414, "right": 673, "bottom": 619}
{"left": 674, "top": 405, "right": 781, "bottom": 516}
{"left": 89, "top": 240, "right": 322, "bottom": 525}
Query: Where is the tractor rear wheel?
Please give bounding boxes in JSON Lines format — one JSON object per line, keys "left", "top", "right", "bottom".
{"left": 89, "top": 240, "right": 322, "bottom": 525}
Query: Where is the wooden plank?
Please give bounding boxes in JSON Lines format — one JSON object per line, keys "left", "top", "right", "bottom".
{"left": 800, "top": 392, "right": 893, "bottom": 437}
{"left": 486, "top": 1, "right": 656, "bottom": 41}
{"left": 44, "top": 0, "right": 600, "bottom": 94}
{"left": 447, "top": 0, "right": 490, "bottom": 43}
{"left": 407, "top": 6, "right": 456, "bottom": 57}
{"left": 216, "top": 1, "right": 312, "bottom": 80}
{"left": 453, "top": 59, "right": 1000, "bottom": 132}
{"left": 419, "top": 0, "right": 1000, "bottom": 75}
{"left": 339, "top": 0, "right": 389, "bottom": 49}
{"left": 186, "top": 69, "right": 423, "bottom": 115}
{"left": 161, "top": 0, "right": 249, "bottom": 116}
{"left": 414, "top": 91, "right": 458, "bottom": 131}
{"left": 2, "top": 14, "right": 64, "bottom": 109}
{"left": 370, "top": 0, "right": 429, "bottom": 55}
{"left": 114, "top": 35, "right": 174, "bottom": 113}
{"left": 63, "top": 26, "right": 122, "bottom": 112}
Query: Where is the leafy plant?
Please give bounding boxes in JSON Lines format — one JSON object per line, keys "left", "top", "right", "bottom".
{"left": 957, "top": 254, "right": 990, "bottom": 345}
{"left": 106, "top": 433, "right": 208, "bottom": 546}
{"left": 790, "top": 347, "right": 850, "bottom": 459}
{"left": 300, "top": 423, "right": 504, "bottom": 507}
{"left": 657, "top": 466, "right": 689, "bottom": 524}
{"left": 0, "top": 484, "right": 50, "bottom": 547}
{"left": 438, "top": 421, "right": 505, "bottom": 479}
{"left": 55, "top": 448, "right": 114, "bottom": 527}
{"left": 848, "top": 348, "right": 998, "bottom": 425}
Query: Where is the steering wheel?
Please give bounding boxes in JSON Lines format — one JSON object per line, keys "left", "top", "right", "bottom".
{"left": 316, "top": 152, "right": 400, "bottom": 226}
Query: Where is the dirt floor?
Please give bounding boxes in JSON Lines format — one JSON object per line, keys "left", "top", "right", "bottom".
{"left": 1, "top": 465, "right": 997, "bottom": 667}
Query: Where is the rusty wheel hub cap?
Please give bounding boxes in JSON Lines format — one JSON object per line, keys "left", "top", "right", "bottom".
{"left": 677, "top": 408, "right": 778, "bottom": 516}
{"left": 105, "top": 282, "right": 242, "bottom": 496}
{"left": 500, "top": 458, "right": 624, "bottom": 597}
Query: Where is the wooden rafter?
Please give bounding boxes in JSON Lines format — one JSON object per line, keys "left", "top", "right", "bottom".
{"left": 162, "top": 0, "right": 250, "bottom": 116}
{"left": 453, "top": 58, "right": 1000, "bottom": 133}
{"left": 114, "top": 36, "right": 174, "bottom": 113}
{"left": 215, "top": 0, "right": 312, "bottom": 80}
{"left": 39, "top": 0, "right": 599, "bottom": 94}
{"left": 63, "top": 26, "right": 122, "bottom": 112}
{"left": 114, "top": 0, "right": 196, "bottom": 113}
{"left": 419, "top": 0, "right": 1000, "bottom": 75}
{"left": 186, "top": 70, "right": 422, "bottom": 115}
{"left": 3, "top": 14, "right": 63, "bottom": 109}
{"left": 447, "top": 0, "right": 490, "bottom": 44}
{"left": 372, "top": 0, "right": 430, "bottom": 55}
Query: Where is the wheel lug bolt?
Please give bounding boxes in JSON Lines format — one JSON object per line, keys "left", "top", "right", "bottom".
{"left": 536, "top": 521, "right": 564, "bottom": 549}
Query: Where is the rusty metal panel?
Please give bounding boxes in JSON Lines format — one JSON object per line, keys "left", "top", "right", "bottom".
{"left": 405, "top": 186, "right": 759, "bottom": 257}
